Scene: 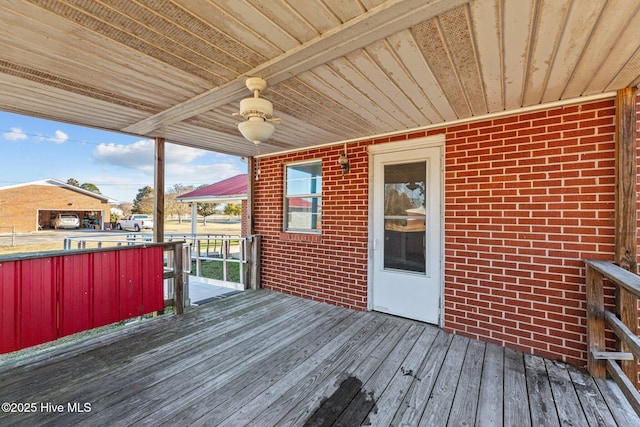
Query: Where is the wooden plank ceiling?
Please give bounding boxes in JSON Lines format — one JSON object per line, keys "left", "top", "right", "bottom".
{"left": 0, "top": 0, "right": 639, "bottom": 158}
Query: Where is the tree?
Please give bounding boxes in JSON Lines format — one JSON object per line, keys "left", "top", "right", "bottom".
{"left": 80, "top": 182, "right": 101, "bottom": 194}
{"left": 224, "top": 203, "right": 242, "bottom": 218}
{"left": 67, "top": 178, "right": 101, "bottom": 194}
{"left": 118, "top": 202, "right": 132, "bottom": 216}
{"left": 197, "top": 202, "right": 218, "bottom": 225}
{"left": 384, "top": 188, "right": 413, "bottom": 216}
{"left": 166, "top": 184, "right": 193, "bottom": 223}
{"left": 133, "top": 186, "right": 154, "bottom": 214}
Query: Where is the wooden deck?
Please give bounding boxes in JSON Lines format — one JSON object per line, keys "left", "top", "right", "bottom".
{"left": 0, "top": 289, "right": 638, "bottom": 426}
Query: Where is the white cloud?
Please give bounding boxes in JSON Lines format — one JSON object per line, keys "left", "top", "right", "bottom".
{"left": 92, "top": 139, "right": 155, "bottom": 170}
{"left": 3, "top": 127, "right": 27, "bottom": 141}
{"left": 166, "top": 162, "right": 242, "bottom": 186}
{"left": 166, "top": 144, "right": 208, "bottom": 163}
{"left": 92, "top": 139, "right": 208, "bottom": 171}
{"left": 89, "top": 140, "right": 244, "bottom": 202}
{"left": 48, "top": 130, "right": 68, "bottom": 144}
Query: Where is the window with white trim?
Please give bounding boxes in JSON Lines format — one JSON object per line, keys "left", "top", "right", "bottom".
{"left": 284, "top": 161, "right": 322, "bottom": 232}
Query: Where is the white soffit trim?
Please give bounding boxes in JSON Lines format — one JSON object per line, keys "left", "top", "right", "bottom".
{"left": 257, "top": 91, "right": 616, "bottom": 159}
{"left": 367, "top": 134, "right": 445, "bottom": 154}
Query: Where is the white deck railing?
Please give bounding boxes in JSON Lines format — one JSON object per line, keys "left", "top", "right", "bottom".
{"left": 63, "top": 233, "right": 261, "bottom": 290}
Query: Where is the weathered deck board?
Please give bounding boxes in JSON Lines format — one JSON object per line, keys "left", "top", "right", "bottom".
{"left": 156, "top": 308, "right": 361, "bottom": 425}
{"left": 546, "top": 358, "right": 590, "bottom": 426}
{"left": 476, "top": 342, "right": 504, "bottom": 426}
{"left": 503, "top": 346, "right": 531, "bottom": 427}
{"left": 3, "top": 291, "right": 293, "bottom": 399}
{"left": 525, "top": 355, "right": 560, "bottom": 426}
{"left": 418, "top": 334, "right": 469, "bottom": 426}
{"left": 448, "top": 338, "right": 486, "bottom": 426}
{"left": 594, "top": 376, "right": 640, "bottom": 426}
{"left": 262, "top": 315, "right": 411, "bottom": 426}
{"left": 392, "top": 331, "right": 454, "bottom": 425}
{"left": 0, "top": 289, "right": 637, "bottom": 426}
{"left": 332, "top": 324, "right": 426, "bottom": 426}
{"left": 365, "top": 326, "right": 439, "bottom": 427}
{"left": 247, "top": 314, "right": 403, "bottom": 426}
{"left": 89, "top": 300, "right": 341, "bottom": 425}
{"left": 568, "top": 364, "right": 618, "bottom": 427}
{"left": 0, "top": 290, "right": 287, "bottom": 397}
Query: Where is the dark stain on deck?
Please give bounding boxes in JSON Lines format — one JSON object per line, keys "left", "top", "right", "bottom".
{"left": 303, "top": 376, "right": 377, "bottom": 426}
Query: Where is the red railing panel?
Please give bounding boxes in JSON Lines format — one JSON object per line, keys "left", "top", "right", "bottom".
{"left": 92, "top": 251, "right": 120, "bottom": 328}
{"left": 118, "top": 248, "right": 144, "bottom": 319}
{"left": 60, "top": 254, "right": 92, "bottom": 338}
{"left": 0, "top": 261, "right": 18, "bottom": 354}
{"left": 141, "top": 246, "right": 165, "bottom": 313}
{"left": 0, "top": 245, "right": 168, "bottom": 355}
{"left": 19, "top": 258, "right": 57, "bottom": 349}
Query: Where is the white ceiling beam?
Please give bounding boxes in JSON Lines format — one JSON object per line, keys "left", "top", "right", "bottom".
{"left": 122, "top": 0, "right": 469, "bottom": 135}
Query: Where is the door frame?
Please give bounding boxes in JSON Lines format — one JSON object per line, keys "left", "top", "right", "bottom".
{"left": 366, "top": 135, "right": 445, "bottom": 326}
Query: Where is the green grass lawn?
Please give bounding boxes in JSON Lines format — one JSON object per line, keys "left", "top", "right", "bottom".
{"left": 192, "top": 259, "right": 241, "bottom": 282}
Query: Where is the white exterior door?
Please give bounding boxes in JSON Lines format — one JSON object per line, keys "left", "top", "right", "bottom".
{"left": 370, "top": 141, "right": 443, "bottom": 324}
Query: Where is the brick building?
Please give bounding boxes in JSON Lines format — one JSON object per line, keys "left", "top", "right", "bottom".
{"left": 0, "top": 179, "right": 112, "bottom": 232}
{"left": 254, "top": 95, "right": 640, "bottom": 366}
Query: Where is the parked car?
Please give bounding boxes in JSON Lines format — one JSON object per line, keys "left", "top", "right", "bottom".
{"left": 115, "top": 214, "right": 154, "bottom": 232}
{"left": 51, "top": 213, "right": 80, "bottom": 229}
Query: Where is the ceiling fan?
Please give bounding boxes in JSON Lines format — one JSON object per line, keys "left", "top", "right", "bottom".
{"left": 234, "top": 77, "right": 281, "bottom": 145}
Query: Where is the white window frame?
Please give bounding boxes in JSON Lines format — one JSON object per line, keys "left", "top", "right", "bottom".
{"left": 284, "top": 160, "right": 322, "bottom": 233}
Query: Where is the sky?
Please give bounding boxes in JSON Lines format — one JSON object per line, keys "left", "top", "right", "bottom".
{"left": 0, "top": 112, "right": 247, "bottom": 204}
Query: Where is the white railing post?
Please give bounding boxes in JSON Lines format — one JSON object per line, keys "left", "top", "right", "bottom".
{"left": 196, "top": 238, "right": 202, "bottom": 277}
{"left": 182, "top": 243, "right": 191, "bottom": 307}
{"left": 222, "top": 238, "right": 229, "bottom": 282}
{"left": 239, "top": 238, "right": 248, "bottom": 286}
{"left": 248, "top": 235, "right": 261, "bottom": 290}
{"left": 165, "top": 248, "right": 174, "bottom": 301}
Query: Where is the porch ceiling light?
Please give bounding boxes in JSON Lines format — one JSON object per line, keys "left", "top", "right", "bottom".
{"left": 234, "top": 77, "right": 281, "bottom": 145}
{"left": 338, "top": 143, "right": 350, "bottom": 175}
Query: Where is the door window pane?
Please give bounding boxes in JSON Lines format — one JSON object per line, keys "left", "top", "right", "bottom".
{"left": 383, "top": 162, "right": 426, "bottom": 273}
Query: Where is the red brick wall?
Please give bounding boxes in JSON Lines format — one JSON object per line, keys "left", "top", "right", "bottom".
{"left": 255, "top": 143, "right": 370, "bottom": 310}
{"left": 442, "top": 100, "right": 622, "bottom": 366}
{"left": 0, "top": 184, "right": 108, "bottom": 232}
{"left": 255, "top": 96, "right": 637, "bottom": 366}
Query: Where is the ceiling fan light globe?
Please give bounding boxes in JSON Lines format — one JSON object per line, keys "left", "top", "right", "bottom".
{"left": 238, "top": 120, "right": 275, "bottom": 144}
